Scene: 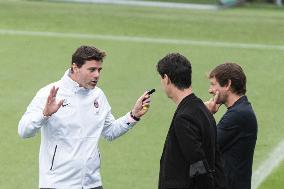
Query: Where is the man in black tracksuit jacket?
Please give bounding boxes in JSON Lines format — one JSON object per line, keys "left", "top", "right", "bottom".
{"left": 156, "top": 53, "right": 226, "bottom": 189}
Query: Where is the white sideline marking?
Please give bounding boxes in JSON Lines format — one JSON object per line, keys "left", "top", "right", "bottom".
{"left": 252, "top": 140, "right": 284, "bottom": 189}
{"left": 50, "top": 0, "right": 219, "bottom": 10}
{"left": 1, "top": 29, "right": 284, "bottom": 51}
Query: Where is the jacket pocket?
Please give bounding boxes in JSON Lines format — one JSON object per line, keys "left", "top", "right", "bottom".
{"left": 50, "top": 145, "right": 58, "bottom": 171}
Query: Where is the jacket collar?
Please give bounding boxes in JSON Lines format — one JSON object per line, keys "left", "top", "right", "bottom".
{"left": 228, "top": 95, "right": 248, "bottom": 109}
{"left": 176, "top": 93, "right": 196, "bottom": 110}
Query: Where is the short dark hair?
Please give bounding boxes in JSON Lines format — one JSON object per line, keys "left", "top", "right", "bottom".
{"left": 209, "top": 63, "right": 246, "bottom": 95}
{"left": 71, "top": 45, "right": 106, "bottom": 70}
{"left": 156, "top": 53, "right": 192, "bottom": 90}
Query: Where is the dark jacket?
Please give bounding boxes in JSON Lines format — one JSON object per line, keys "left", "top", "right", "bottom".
{"left": 217, "top": 96, "right": 258, "bottom": 189}
{"left": 159, "top": 93, "right": 226, "bottom": 189}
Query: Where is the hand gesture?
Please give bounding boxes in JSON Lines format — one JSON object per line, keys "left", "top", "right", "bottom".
{"left": 131, "top": 91, "right": 151, "bottom": 119}
{"left": 204, "top": 91, "right": 221, "bottom": 114}
{"left": 43, "top": 86, "right": 64, "bottom": 117}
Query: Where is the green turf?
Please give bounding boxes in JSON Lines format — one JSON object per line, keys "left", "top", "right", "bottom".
{"left": 0, "top": 0, "right": 284, "bottom": 188}
{"left": 258, "top": 160, "right": 284, "bottom": 189}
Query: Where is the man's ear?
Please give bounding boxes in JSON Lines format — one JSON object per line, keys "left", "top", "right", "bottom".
{"left": 225, "top": 79, "right": 232, "bottom": 91}
{"left": 72, "top": 63, "right": 79, "bottom": 73}
{"left": 164, "top": 74, "right": 171, "bottom": 85}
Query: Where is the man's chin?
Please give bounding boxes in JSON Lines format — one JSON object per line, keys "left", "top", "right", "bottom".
{"left": 86, "top": 84, "right": 96, "bottom": 89}
{"left": 216, "top": 100, "right": 224, "bottom": 105}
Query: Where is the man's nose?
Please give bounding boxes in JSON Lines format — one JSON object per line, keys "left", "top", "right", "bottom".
{"left": 208, "top": 88, "right": 214, "bottom": 94}
{"left": 93, "top": 70, "right": 100, "bottom": 78}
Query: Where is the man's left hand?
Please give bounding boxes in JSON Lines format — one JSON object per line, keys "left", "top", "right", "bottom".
{"left": 131, "top": 91, "right": 151, "bottom": 118}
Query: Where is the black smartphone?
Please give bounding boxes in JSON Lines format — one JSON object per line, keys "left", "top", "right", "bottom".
{"left": 147, "top": 89, "right": 156, "bottom": 95}
{"left": 142, "top": 89, "right": 155, "bottom": 104}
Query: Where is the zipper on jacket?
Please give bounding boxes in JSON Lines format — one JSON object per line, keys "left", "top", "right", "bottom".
{"left": 50, "top": 145, "right": 57, "bottom": 170}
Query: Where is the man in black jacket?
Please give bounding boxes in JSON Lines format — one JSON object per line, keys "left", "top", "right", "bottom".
{"left": 157, "top": 53, "right": 225, "bottom": 189}
{"left": 205, "top": 63, "right": 258, "bottom": 189}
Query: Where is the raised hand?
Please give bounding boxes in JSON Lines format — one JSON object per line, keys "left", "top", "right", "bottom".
{"left": 43, "top": 86, "right": 64, "bottom": 117}
{"left": 204, "top": 91, "right": 221, "bottom": 114}
{"left": 131, "top": 91, "right": 151, "bottom": 119}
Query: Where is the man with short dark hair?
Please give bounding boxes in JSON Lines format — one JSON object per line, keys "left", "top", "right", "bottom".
{"left": 157, "top": 53, "right": 225, "bottom": 189}
{"left": 18, "top": 45, "right": 151, "bottom": 189}
{"left": 205, "top": 63, "right": 258, "bottom": 189}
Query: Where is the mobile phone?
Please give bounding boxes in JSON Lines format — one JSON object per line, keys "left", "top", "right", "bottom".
{"left": 143, "top": 89, "right": 155, "bottom": 109}
{"left": 147, "top": 89, "right": 156, "bottom": 95}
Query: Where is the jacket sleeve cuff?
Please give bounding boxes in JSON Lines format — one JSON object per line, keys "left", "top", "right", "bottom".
{"left": 31, "top": 112, "right": 49, "bottom": 128}
{"left": 189, "top": 160, "right": 208, "bottom": 178}
{"left": 127, "top": 112, "right": 139, "bottom": 125}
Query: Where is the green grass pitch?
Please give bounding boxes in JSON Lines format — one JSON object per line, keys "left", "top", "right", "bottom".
{"left": 0, "top": 0, "right": 283, "bottom": 188}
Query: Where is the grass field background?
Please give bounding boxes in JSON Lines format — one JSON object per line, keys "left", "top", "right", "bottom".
{"left": 0, "top": 0, "right": 283, "bottom": 188}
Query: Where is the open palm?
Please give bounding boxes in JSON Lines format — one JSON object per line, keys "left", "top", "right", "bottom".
{"left": 43, "top": 86, "right": 64, "bottom": 117}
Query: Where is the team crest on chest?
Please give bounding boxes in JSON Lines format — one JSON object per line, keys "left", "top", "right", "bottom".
{"left": 94, "top": 99, "right": 99, "bottom": 108}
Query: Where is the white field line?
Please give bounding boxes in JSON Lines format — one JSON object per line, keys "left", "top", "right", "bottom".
{"left": 50, "top": 0, "right": 219, "bottom": 10}
{"left": 252, "top": 140, "right": 284, "bottom": 189}
{"left": 1, "top": 29, "right": 284, "bottom": 51}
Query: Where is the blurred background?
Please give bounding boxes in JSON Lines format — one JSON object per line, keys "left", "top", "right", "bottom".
{"left": 0, "top": 0, "right": 283, "bottom": 188}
